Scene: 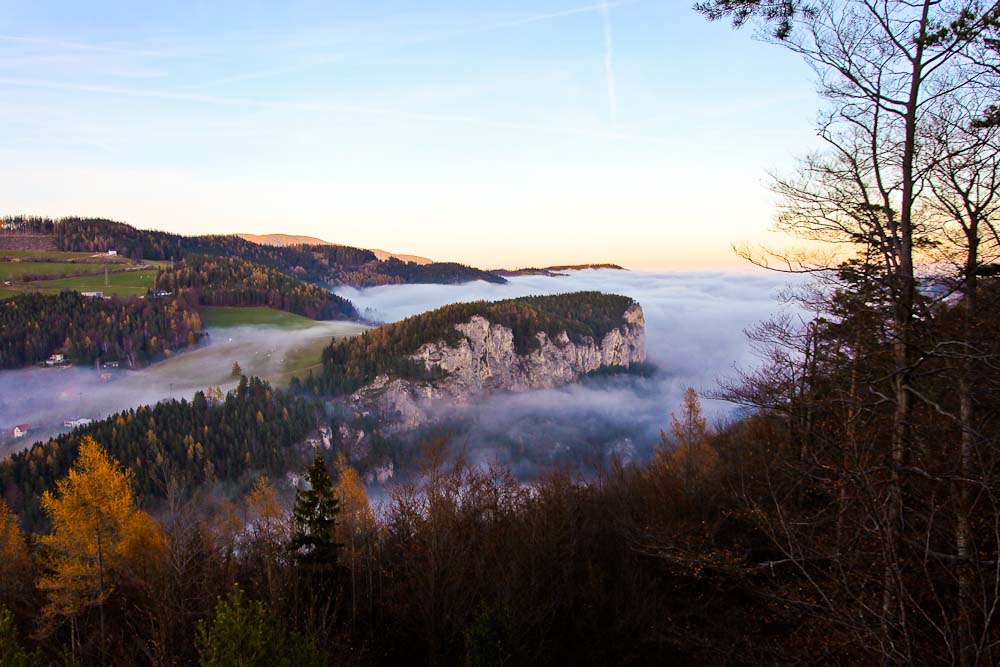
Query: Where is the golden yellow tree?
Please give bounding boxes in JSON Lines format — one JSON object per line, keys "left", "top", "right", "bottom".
{"left": 334, "top": 454, "right": 376, "bottom": 626}
{"left": 0, "top": 500, "right": 33, "bottom": 605}
{"left": 37, "top": 436, "right": 165, "bottom": 650}
{"left": 654, "top": 387, "right": 718, "bottom": 494}
{"left": 245, "top": 476, "right": 288, "bottom": 606}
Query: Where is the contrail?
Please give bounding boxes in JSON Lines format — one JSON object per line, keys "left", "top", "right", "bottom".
{"left": 599, "top": 0, "right": 617, "bottom": 121}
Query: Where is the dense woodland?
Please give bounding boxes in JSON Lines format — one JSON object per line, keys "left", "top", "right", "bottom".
{"left": 0, "top": 376, "right": 317, "bottom": 531}
{"left": 298, "top": 292, "right": 637, "bottom": 395}
{"left": 0, "top": 216, "right": 506, "bottom": 287}
{"left": 156, "top": 255, "right": 358, "bottom": 320}
{"left": 0, "top": 291, "right": 202, "bottom": 369}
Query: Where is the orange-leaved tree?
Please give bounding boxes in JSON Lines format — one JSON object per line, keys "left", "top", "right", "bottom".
{"left": 36, "top": 436, "right": 165, "bottom": 654}
{"left": 0, "top": 499, "right": 34, "bottom": 608}
{"left": 654, "top": 387, "right": 718, "bottom": 495}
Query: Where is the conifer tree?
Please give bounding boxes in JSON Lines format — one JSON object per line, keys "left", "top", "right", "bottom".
{"left": 288, "top": 454, "right": 342, "bottom": 574}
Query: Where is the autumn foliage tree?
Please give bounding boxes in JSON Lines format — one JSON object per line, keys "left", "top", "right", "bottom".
{"left": 36, "top": 437, "right": 165, "bottom": 657}
{"left": 654, "top": 387, "right": 719, "bottom": 495}
{"left": 0, "top": 501, "right": 33, "bottom": 610}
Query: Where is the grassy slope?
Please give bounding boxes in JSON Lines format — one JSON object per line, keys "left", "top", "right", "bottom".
{"left": 200, "top": 306, "right": 318, "bottom": 330}
{"left": 201, "top": 306, "right": 366, "bottom": 383}
{"left": 0, "top": 261, "right": 127, "bottom": 280}
{"left": 24, "top": 269, "right": 158, "bottom": 296}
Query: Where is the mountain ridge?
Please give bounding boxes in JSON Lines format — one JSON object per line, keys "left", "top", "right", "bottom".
{"left": 238, "top": 233, "right": 433, "bottom": 265}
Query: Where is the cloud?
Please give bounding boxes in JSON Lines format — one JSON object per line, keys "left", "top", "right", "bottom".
{"left": 335, "top": 269, "right": 801, "bottom": 476}
{"left": 1, "top": 270, "right": 799, "bottom": 475}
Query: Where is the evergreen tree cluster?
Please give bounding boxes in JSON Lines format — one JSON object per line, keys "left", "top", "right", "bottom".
{"left": 0, "top": 376, "right": 318, "bottom": 530}
{"left": 0, "top": 291, "right": 202, "bottom": 369}
{"left": 156, "top": 254, "right": 358, "bottom": 320}
{"left": 299, "top": 292, "right": 638, "bottom": 395}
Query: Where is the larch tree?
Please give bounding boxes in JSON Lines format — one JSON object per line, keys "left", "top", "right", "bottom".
{"left": 655, "top": 387, "right": 718, "bottom": 495}
{"left": 334, "top": 453, "right": 376, "bottom": 630}
{"left": 0, "top": 500, "right": 33, "bottom": 608}
{"left": 37, "top": 436, "right": 165, "bottom": 658}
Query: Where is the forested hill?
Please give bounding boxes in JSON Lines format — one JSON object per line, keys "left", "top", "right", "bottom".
{"left": 298, "top": 291, "right": 638, "bottom": 395}
{"left": 156, "top": 254, "right": 358, "bottom": 320}
{"left": 1, "top": 216, "right": 506, "bottom": 287}
{"left": 0, "top": 376, "right": 317, "bottom": 531}
{"left": 0, "top": 291, "right": 202, "bottom": 369}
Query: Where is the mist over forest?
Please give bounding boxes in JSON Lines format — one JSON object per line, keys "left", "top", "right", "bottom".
{"left": 1, "top": 270, "right": 794, "bottom": 461}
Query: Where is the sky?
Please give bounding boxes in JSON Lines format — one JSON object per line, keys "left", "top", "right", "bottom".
{"left": 0, "top": 1, "right": 822, "bottom": 270}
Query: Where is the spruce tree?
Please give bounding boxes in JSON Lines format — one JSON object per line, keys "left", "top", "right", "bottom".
{"left": 288, "top": 454, "right": 342, "bottom": 574}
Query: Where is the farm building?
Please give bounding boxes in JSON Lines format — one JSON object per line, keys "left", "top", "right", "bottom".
{"left": 13, "top": 424, "right": 30, "bottom": 439}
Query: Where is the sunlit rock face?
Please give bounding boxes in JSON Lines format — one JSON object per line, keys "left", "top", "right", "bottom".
{"left": 351, "top": 303, "right": 646, "bottom": 428}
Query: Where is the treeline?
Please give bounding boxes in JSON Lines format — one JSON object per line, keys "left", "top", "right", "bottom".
{"left": 6, "top": 216, "right": 505, "bottom": 287}
{"left": 0, "top": 391, "right": 794, "bottom": 667}
{"left": 0, "top": 291, "right": 201, "bottom": 369}
{"left": 0, "top": 216, "right": 56, "bottom": 234}
{"left": 0, "top": 376, "right": 318, "bottom": 531}
{"left": 156, "top": 254, "right": 358, "bottom": 320}
{"left": 298, "top": 292, "right": 638, "bottom": 395}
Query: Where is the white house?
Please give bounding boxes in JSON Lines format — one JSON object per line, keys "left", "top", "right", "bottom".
{"left": 107, "top": 249, "right": 118, "bottom": 256}
{"left": 13, "top": 424, "right": 30, "bottom": 439}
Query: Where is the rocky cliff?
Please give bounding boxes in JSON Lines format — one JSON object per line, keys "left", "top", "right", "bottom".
{"left": 350, "top": 303, "right": 645, "bottom": 427}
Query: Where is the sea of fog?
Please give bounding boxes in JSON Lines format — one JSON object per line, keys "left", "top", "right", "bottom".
{"left": 0, "top": 269, "right": 799, "bottom": 461}
{"left": 333, "top": 269, "right": 802, "bottom": 469}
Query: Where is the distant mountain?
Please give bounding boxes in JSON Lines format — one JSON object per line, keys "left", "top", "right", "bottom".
{"left": 239, "top": 233, "right": 433, "bottom": 265}
{"left": 546, "top": 263, "right": 626, "bottom": 271}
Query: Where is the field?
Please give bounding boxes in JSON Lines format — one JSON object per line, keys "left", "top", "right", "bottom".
{"left": 200, "top": 307, "right": 365, "bottom": 380}
{"left": 200, "top": 306, "right": 318, "bottom": 330}
{"left": 0, "top": 261, "right": 127, "bottom": 280}
{"left": 0, "top": 249, "right": 155, "bottom": 297}
{"left": 24, "top": 269, "right": 158, "bottom": 296}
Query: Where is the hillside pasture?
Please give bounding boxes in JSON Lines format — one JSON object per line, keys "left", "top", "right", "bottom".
{"left": 23, "top": 269, "right": 158, "bottom": 296}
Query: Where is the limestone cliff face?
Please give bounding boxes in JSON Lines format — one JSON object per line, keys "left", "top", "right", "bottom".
{"left": 350, "top": 303, "right": 646, "bottom": 427}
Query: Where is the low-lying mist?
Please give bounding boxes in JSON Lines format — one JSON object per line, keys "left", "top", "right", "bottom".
{"left": 335, "top": 269, "right": 801, "bottom": 475}
{"left": 0, "top": 321, "right": 365, "bottom": 457}
{"left": 1, "top": 269, "right": 796, "bottom": 470}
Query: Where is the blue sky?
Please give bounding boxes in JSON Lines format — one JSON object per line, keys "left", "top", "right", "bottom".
{"left": 0, "top": 1, "right": 821, "bottom": 269}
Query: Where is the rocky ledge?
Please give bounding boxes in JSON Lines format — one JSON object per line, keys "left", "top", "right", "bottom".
{"left": 350, "top": 303, "right": 646, "bottom": 427}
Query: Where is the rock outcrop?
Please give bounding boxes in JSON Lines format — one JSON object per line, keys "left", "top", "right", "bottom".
{"left": 350, "top": 303, "right": 646, "bottom": 427}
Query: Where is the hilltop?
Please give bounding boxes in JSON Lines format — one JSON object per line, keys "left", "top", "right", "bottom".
{"left": 238, "top": 233, "right": 433, "bottom": 265}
